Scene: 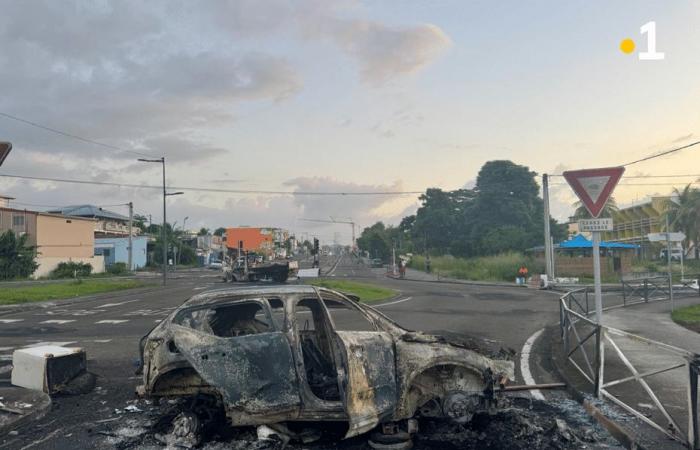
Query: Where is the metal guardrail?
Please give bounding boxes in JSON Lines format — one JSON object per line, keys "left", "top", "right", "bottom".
{"left": 560, "top": 287, "right": 700, "bottom": 448}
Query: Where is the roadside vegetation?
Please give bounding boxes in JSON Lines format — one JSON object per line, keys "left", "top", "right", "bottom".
{"left": 671, "top": 304, "right": 700, "bottom": 334}
{"left": 0, "top": 279, "right": 151, "bottom": 305}
{"left": 409, "top": 253, "right": 543, "bottom": 282}
{"left": 306, "top": 279, "right": 396, "bottom": 303}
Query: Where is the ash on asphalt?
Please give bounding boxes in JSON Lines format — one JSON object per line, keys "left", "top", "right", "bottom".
{"left": 99, "top": 395, "right": 623, "bottom": 450}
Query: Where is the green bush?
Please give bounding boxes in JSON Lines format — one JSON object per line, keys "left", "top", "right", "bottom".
{"left": 50, "top": 261, "right": 92, "bottom": 279}
{"left": 409, "top": 252, "right": 543, "bottom": 282}
{"left": 106, "top": 262, "right": 129, "bottom": 275}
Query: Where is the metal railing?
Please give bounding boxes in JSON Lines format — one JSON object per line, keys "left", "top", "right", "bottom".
{"left": 560, "top": 288, "right": 700, "bottom": 448}
{"left": 621, "top": 275, "right": 671, "bottom": 304}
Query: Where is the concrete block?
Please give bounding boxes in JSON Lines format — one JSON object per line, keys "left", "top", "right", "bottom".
{"left": 11, "top": 346, "right": 86, "bottom": 394}
{"left": 298, "top": 268, "right": 320, "bottom": 278}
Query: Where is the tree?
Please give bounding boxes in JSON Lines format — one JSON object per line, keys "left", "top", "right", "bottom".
{"left": 133, "top": 214, "right": 148, "bottom": 233}
{"left": 213, "top": 227, "right": 226, "bottom": 237}
{"left": 665, "top": 184, "right": 700, "bottom": 258}
{"left": 572, "top": 197, "right": 618, "bottom": 219}
{"left": 0, "top": 231, "right": 38, "bottom": 280}
{"left": 198, "top": 227, "right": 210, "bottom": 236}
{"left": 357, "top": 222, "right": 392, "bottom": 261}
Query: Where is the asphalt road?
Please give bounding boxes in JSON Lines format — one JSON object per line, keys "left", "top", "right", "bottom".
{"left": 0, "top": 256, "right": 565, "bottom": 449}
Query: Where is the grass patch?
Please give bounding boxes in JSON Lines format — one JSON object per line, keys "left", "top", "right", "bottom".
{"left": 306, "top": 279, "right": 396, "bottom": 304}
{"left": 672, "top": 304, "right": 700, "bottom": 334}
{"left": 0, "top": 280, "right": 151, "bottom": 305}
{"left": 409, "top": 252, "right": 543, "bottom": 282}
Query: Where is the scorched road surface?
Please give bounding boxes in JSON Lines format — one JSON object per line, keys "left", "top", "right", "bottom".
{"left": 0, "top": 258, "right": 562, "bottom": 449}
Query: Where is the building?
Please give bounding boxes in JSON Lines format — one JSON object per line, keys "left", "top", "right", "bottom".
{"left": 225, "top": 227, "right": 288, "bottom": 257}
{"left": 196, "top": 234, "right": 225, "bottom": 265}
{"left": 0, "top": 195, "right": 14, "bottom": 208}
{"left": 48, "top": 205, "right": 134, "bottom": 238}
{"left": 0, "top": 205, "right": 104, "bottom": 278}
{"left": 94, "top": 236, "right": 148, "bottom": 270}
{"left": 603, "top": 196, "right": 671, "bottom": 259}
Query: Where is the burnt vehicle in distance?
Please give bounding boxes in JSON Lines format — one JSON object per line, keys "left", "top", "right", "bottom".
{"left": 136, "top": 285, "right": 514, "bottom": 441}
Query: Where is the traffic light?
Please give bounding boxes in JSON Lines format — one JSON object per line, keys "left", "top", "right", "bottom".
{"left": 313, "top": 238, "right": 319, "bottom": 255}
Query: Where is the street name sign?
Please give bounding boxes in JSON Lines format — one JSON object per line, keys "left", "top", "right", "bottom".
{"left": 0, "top": 141, "right": 11, "bottom": 167}
{"left": 579, "top": 218, "right": 613, "bottom": 232}
{"left": 563, "top": 167, "right": 625, "bottom": 218}
{"left": 647, "top": 232, "right": 686, "bottom": 242}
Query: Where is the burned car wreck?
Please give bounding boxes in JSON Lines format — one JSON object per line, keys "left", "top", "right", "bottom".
{"left": 136, "top": 285, "right": 514, "bottom": 445}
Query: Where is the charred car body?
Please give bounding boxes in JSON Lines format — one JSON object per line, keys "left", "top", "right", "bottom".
{"left": 136, "top": 285, "right": 513, "bottom": 440}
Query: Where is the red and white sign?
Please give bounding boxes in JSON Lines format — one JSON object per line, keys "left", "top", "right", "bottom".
{"left": 0, "top": 142, "right": 11, "bottom": 167}
{"left": 563, "top": 166, "right": 625, "bottom": 218}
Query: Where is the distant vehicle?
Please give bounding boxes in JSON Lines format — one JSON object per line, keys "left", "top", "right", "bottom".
{"left": 222, "top": 253, "right": 298, "bottom": 282}
{"left": 371, "top": 258, "right": 384, "bottom": 268}
{"left": 208, "top": 259, "right": 222, "bottom": 270}
{"left": 660, "top": 248, "right": 683, "bottom": 261}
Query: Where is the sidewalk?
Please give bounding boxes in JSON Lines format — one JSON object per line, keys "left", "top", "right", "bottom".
{"left": 385, "top": 267, "right": 525, "bottom": 289}
{"left": 560, "top": 293, "right": 700, "bottom": 448}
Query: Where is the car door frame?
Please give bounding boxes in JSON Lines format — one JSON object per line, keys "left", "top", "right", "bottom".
{"left": 169, "top": 297, "right": 302, "bottom": 421}
{"left": 318, "top": 291, "right": 399, "bottom": 438}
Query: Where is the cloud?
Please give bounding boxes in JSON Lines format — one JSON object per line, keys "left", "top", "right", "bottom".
{"left": 324, "top": 20, "right": 452, "bottom": 84}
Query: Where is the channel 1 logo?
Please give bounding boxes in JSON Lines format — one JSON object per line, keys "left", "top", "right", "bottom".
{"left": 620, "top": 21, "right": 665, "bottom": 60}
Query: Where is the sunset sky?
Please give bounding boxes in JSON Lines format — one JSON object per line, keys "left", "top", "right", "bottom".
{"left": 1, "top": 1, "right": 698, "bottom": 243}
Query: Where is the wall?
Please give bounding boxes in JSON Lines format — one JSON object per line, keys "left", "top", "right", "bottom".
{"left": 552, "top": 252, "right": 634, "bottom": 278}
{"left": 33, "top": 255, "right": 105, "bottom": 279}
{"left": 94, "top": 236, "right": 148, "bottom": 269}
{"left": 35, "top": 214, "right": 95, "bottom": 258}
{"left": 225, "top": 227, "right": 274, "bottom": 254}
{"left": 0, "top": 207, "right": 38, "bottom": 246}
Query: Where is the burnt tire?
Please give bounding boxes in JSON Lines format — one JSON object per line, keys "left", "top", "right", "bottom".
{"left": 368, "top": 431, "right": 412, "bottom": 450}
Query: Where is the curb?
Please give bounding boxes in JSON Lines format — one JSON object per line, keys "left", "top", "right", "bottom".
{"left": 546, "top": 324, "right": 644, "bottom": 450}
{"left": 384, "top": 273, "right": 527, "bottom": 290}
{"left": 0, "top": 391, "right": 51, "bottom": 436}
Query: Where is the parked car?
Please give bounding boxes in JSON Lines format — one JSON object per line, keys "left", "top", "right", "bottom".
{"left": 208, "top": 259, "right": 222, "bottom": 269}
{"left": 370, "top": 258, "right": 384, "bottom": 268}
{"left": 136, "top": 286, "right": 513, "bottom": 444}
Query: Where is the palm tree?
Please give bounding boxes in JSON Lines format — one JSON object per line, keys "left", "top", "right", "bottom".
{"left": 572, "top": 197, "right": 619, "bottom": 219}
{"left": 664, "top": 184, "right": 700, "bottom": 258}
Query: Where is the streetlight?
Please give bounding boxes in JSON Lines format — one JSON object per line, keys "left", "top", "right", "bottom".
{"left": 137, "top": 156, "right": 183, "bottom": 286}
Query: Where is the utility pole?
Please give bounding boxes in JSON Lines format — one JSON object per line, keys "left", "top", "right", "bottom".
{"left": 542, "top": 174, "right": 554, "bottom": 282}
{"left": 666, "top": 214, "right": 674, "bottom": 312}
{"left": 138, "top": 156, "right": 182, "bottom": 286}
{"left": 128, "top": 202, "right": 133, "bottom": 271}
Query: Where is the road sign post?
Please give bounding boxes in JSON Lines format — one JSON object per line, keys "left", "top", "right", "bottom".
{"left": 563, "top": 167, "right": 625, "bottom": 324}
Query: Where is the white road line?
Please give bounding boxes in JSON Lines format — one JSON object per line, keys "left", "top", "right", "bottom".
{"left": 40, "top": 319, "right": 76, "bottom": 324}
{"left": 520, "top": 328, "right": 545, "bottom": 401}
{"left": 93, "top": 339, "right": 112, "bottom": 343}
{"left": 99, "top": 299, "right": 140, "bottom": 308}
{"left": 24, "top": 341, "right": 77, "bottom": 348}
{"left": 95, "top": 319, "right": 129, "bottom": 324}
{"left": 375, "top": 297, "right": 413, "bottom": 308}
{"left": 0, "top": 319, "right": 23, "bottom": 323}
{"left": 0, "top": 346, "right": 13, "bottom": 352}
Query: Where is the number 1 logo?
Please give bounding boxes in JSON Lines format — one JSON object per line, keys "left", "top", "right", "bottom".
{"left": 620, "top": 21, "right": 665, "bottom": 60}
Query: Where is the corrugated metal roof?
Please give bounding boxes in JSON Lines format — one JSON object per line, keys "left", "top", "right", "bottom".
{"left": 48, "top": 205, "right": 128, "bottom": 221}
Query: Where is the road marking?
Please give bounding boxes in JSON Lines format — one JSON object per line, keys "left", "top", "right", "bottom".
{"left": 93, "top": 339, "right": 112, "bottom": 343}
{"left": 40, "top": 319, "right": 76, "bottom": 324}
{"left": 100, "top": 299, "right": 140, "bottom": 308}
{"left": 25, "top": 341, "right": 77, "bottom": 348}
{"left": 0, "top": 346, "right": 13, "bottom": 352}
{"left": 520, "top": 328, "right": 545, "bottom": 401}
{"left": 95, "top": 319, "right": 129, "bottom": 324}
{"left": 0, "top": 319, "right": 23, "bottom": 323}
{"left": 193, "top": 286, "right": 208, "bottom": 290}
{"left": 375, "top": 297, "right": 413, "bottom": 308}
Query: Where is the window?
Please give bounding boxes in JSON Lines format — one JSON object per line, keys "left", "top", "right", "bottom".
{"left": 267, "top": 298, "right": 285, "bottom": 330}
{"left": 174, "top": 301, "right": 271, "bottom": 337}
{"left": 323, "top": 299, "right": 376, "bottom": 332}
{"left": 11, "top": 214, "right": 25, "bottom": 234}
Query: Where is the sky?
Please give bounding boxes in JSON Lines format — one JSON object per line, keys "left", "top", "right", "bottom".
{"left": 0, "top": 0, "right": 699, "bottom": 244}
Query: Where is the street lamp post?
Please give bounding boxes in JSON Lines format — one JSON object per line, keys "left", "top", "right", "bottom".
{"left": 137, "top": 156, "right": 183, "bottom": 286}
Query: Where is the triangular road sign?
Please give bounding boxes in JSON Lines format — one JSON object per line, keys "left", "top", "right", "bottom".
{"left": 563, "top": 167, "right": 625, "bottom": 218}
{"left": 0, "top": 142, "right": 11, "bottom": 167}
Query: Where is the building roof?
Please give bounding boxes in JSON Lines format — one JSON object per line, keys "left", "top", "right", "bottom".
{"left": 48, "top": 205, "right": 128, "bottom": 221}
{"left": 0, "top": 194, "right": 15, "bottom": 200}
{"left": 558, "top": 234, "right": 638, "bottom": 249}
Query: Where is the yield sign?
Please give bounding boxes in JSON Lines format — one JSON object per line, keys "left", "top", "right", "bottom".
{"left": 0, "top": 142, "right": 11, "bottom": 167}
{"left": 563, "top": 166, "right": 625, "bottom": 218}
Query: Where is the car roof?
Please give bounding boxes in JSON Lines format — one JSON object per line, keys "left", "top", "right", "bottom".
{"left": 183, "top": 284, "right": 321, "bottom": 307}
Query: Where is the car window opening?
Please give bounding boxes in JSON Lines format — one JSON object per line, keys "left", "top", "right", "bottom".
{"left": 207, "top": 302, "right": 271, "bottom": 337}
{"left": 296, "top": 298, "right": 340, "bottom": 401}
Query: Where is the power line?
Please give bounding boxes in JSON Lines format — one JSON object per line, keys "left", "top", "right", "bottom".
{"left": 0, "top": 112, "right": 153, "bottom": 158}
{"left": 0, "top": 173, "right": 423, "bottom": 196}
{"left": 622, "top": 140, "right": 700, "bottom": 167}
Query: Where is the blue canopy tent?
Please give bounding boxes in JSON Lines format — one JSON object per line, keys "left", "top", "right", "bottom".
{"left": 558, "top": 234, "right": 638, "bottom": 250}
